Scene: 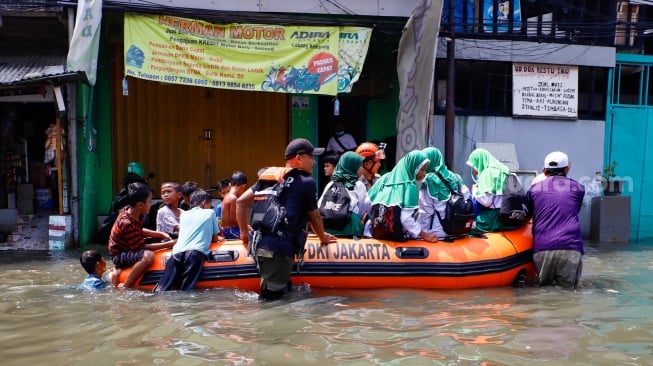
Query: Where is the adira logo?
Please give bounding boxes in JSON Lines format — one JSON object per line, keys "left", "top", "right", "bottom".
{"left": 290, "top": 31, "right": 331, "bottom": 39}
{"left": 339, "top": 32, "right": 359, "bottom": 40}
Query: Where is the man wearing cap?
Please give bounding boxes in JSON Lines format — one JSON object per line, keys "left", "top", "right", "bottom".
{"left": 236, "top": 138, "right": 337, "bottom": 300}
{"left": 526, "top": 151, "right": 585, "bottom": 289}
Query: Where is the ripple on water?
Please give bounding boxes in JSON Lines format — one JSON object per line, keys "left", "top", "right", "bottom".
{"left": 2, "top": 246, "right": 653, "bottom": 364}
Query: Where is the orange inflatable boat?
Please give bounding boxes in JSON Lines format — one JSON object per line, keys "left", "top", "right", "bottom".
{"left": 118, "top": 224, "right": 535, "bottom": 292}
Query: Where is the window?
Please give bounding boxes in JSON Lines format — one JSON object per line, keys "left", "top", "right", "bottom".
{"left": 435, "top": 59, "right": 512, "bottom": 115}
{"left": 578, "top": 67, "right": 607, "bottom": 118}
{"left": 612, "top": 63, "right": 645, "bottom": 105}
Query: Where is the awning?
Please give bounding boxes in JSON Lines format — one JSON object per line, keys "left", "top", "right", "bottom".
{"left": 57, "top": 1, "right": 407, "bottom": 31}
{"left": 0, "top": 53, "right": 86, "bottom": 88}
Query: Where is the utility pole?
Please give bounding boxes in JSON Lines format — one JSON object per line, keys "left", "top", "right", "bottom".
{"left": 444, "top": 0, "right": 455, "bottom": 170}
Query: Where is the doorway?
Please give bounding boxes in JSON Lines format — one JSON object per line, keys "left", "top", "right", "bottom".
{"left": 607, "top": 54, "right": 653, "bottom": 240}
{"left": 316, "top": 95, "right": 368, "bottom": 191}
{"left": 0, "top": 102, "right": 59, "bottom": 213}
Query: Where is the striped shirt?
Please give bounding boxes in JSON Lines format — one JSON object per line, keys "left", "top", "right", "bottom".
{"left": 108, "top": 210, "right": 145, "bottom": 257}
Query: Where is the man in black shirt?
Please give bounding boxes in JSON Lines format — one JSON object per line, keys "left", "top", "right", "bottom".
{"left": 237, "top": 138, "right": 337, "bottom": 300}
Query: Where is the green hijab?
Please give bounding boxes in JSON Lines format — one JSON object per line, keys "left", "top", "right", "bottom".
{"left": 368, "top": 150, "right": 429, "bottom": 209}
{"left": 422, "top": 147, "right": 459, "bottom": 200}
{"left": 466, "top": 148, "right": 509, "bottom": 195}
{"left": 331, "top": 151, "right": 364, "bottom": 189}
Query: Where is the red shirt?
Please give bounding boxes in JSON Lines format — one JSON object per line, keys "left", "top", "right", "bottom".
{"left": 108, "top": 210, "right": 145, "bottom": 257}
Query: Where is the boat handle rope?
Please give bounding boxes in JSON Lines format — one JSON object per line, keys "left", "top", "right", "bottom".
{"left": 297, "top": 249, "right": 306, "bottom": 272}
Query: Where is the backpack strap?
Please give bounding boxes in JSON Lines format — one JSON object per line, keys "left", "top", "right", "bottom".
{"left": 431, "top": 172, "right": 463, "bottom": 230}
{"left": 434, "top": 171, "right": 461, "bottom": 195}
{"left": 256, "top": 167, "right": 295, "bottom": 203}
{"left": 333, "top": 134, "right": 348, "bottom": 152}
{"left": 258, "top": 166, "right": 294, "bottom": 183}
{"left": 432, "top": 209, "right": 444, "bottom": 230}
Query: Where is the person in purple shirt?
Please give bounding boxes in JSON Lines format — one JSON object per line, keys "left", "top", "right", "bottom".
{"left": 526, "top": 151, "right": 585, "bottom": 289}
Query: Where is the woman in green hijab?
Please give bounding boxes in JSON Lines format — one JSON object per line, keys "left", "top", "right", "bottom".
{"left": 318, "top": 151, "right": 370, "bottom": 236}
{"left": 418, "top": 147, "right": 471, "bottom": 238}
{"left": 368, "top": 150, "right": 438, "bottom": 242}
{"left": 466, "top": 148, "right": 520, "bottom": 232}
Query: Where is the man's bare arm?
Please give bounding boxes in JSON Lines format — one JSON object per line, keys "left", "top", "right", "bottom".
{"left": 307, "top": 209, "right": 337, "bottom": 245}
{"left": 236, "top": 188, "right": 255, "bottom": 245}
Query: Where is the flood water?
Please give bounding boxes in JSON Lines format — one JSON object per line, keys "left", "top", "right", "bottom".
{"left": 1, "top": 242, "right": 652, "bottom": 365}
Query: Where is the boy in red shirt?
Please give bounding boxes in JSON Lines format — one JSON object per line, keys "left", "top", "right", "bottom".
{"left": 109, "top": 182, "right": 176, "bottom": 288}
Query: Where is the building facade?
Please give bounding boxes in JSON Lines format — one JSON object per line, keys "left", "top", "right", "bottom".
{"left": 3, "top": 0, "right": 652, "bottom": 245}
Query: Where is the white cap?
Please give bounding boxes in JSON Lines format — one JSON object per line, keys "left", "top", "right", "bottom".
{"left": 544, "top": 151, "right": 569, "bottom": 169}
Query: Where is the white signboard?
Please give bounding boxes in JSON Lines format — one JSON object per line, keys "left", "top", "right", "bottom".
{"left": 513, "top": 63, "right": 578, "bottom": 119}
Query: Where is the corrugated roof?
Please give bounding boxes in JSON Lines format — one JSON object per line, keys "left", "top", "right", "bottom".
{"left": 0, "top": 53, "right": 82, "bottom": 86}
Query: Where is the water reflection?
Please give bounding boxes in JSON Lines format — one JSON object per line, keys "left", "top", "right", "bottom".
{"left": 1, "top": 243, "right": 653, "bottom": 365}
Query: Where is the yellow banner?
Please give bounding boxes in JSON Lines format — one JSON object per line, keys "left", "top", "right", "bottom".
{"left": 337, "top": 27, "right": 372, "bottom": 94}
{"left": 124, "top": 14, "right": 345, "bottom": 95}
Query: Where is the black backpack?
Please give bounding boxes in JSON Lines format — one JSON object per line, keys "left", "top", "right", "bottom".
{"left": 432, "top": 172, "right": 475, "bottom": 236}
{"left": 370, "top": 203, "right": 406, "bottom": 242}
{"left": 319, "top": 181, "right": 351, "bottom": 229}
{"left": 250, "top": 167, "right": 293, "bottom": 234}
{"left": 498, "top": 173, "right": 529, "bottom": 226}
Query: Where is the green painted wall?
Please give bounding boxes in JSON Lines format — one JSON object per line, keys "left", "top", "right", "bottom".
{"left": 366, "top": 72, "right": 400, "bottom": 171}
{"left": 367, "top": 91, "right": 399, "bottom": 142}
{"left": 77, "top": 35, "right": 114, "bottom": 246}
{"left": 290, "top": 94, "right": 320, "bottom": 178}
{"left": 290, "top": 94, "right": 318, "bottom": 140}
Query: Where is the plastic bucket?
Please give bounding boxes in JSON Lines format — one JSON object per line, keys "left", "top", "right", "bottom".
{"left": 36, "top": 188, "right": 53, "bottom": 208}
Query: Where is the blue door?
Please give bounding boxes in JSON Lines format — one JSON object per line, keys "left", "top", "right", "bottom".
{"left": 606, "top": 105, "right": 653, "bottom": 240}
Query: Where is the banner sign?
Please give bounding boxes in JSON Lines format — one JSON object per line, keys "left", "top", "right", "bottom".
{"left": 124, "top": 14, "right": 370, "bottom": 96}
{"left": 483, "top": 0, "right": 522, "bottom": 33}
{"left": 395, "top": 0, "right": 443, "bottom": 159}
{"left": 337, "top": 27, "right": 372, "bottom": 93}
{"left": 66, "top": 0, "right": 103, "bottom": 85}
{"left": 512, "top": 63, "right": 578, "bottom": 119}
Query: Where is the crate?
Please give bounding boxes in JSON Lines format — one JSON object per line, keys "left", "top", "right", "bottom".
{"left": 16, "top": 198, "right": 34, "bottom": 215}
{"left": 16, "top": 183, "right": 34, "bottom": 199}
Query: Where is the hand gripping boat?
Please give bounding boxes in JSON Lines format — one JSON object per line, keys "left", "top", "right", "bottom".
{"left": 118, "top": 224, "right": 535, "bottom": 291}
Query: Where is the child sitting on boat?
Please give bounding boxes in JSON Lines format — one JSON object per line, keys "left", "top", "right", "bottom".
{"left": 466, "top": 148, "right": 524, "bottom": 233}
{"left": 418, "top": 147, "right": 472, "bottom": 238}
{"left": 368, "top": 150, "right": 438, "bottom": 242}
{"left": 318, "top": 151, "right": 370, "bottom": 237}
{"left": 221, "top": 171, "right": 248, "bottom": 239}
{"left": 108, "top": 182, "right": 175, "bottom": 288}
{"left": 180, "top": 181, "right": 199, "bottom": 210}
{"left": 212, "top": 178, "right": 231, "bottom": 221}
{"left": 153, "top": 189, "right": 223, "bottom": 291}
{"left": 156, "top": 181, "right": 182, "bottom": 238}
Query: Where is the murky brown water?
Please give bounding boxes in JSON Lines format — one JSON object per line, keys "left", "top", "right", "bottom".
{"left": 1, "top": 242, "right": 652, "bottom": 365}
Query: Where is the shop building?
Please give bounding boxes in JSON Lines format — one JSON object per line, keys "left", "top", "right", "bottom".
{"left": 4, "top": 0, "right": 653, "bottom": 245}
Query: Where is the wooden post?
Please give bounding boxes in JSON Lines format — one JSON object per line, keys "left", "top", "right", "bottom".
{"left": 55, "top": 114, "right": 64, "bottom": 215}
{"left": 444, "top": 0, "right": 456, "bottom": 170}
